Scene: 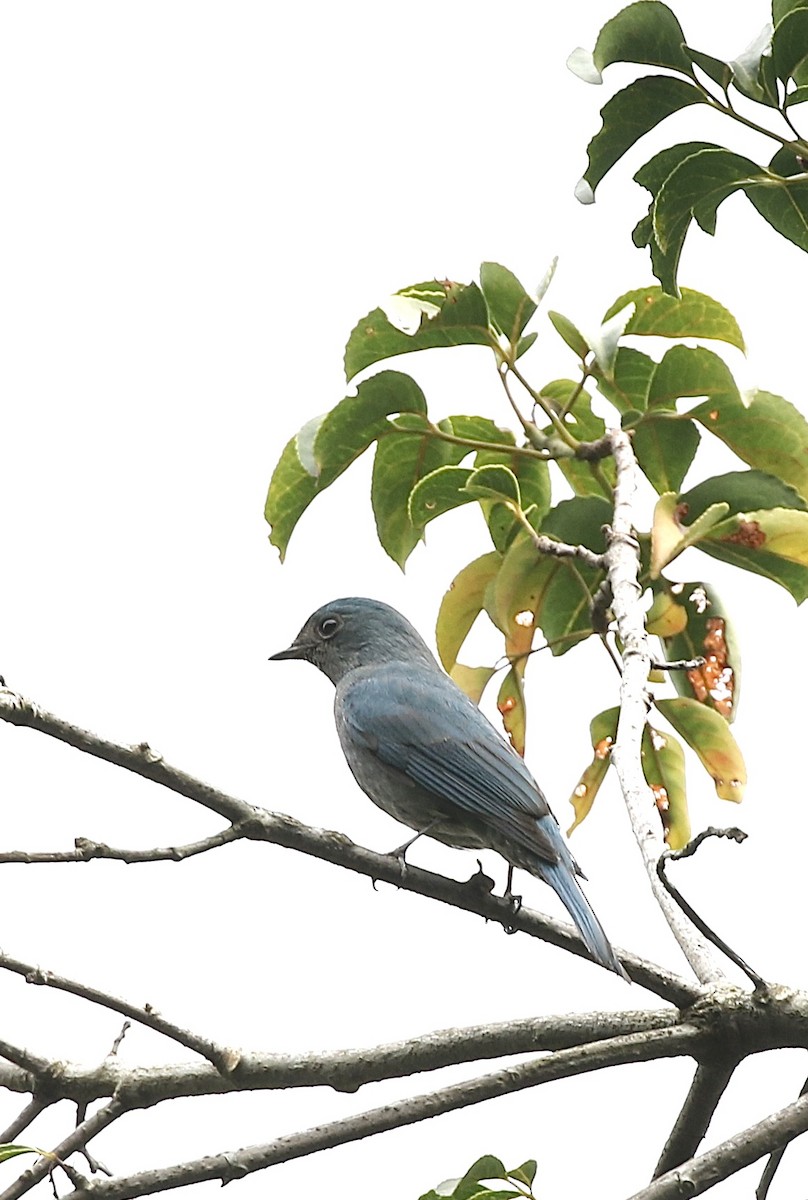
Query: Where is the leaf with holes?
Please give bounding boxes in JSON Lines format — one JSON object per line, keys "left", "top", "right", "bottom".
{"left": 654, "top": 581, "right": 742, "bottom": 722}
{"left": 642, "top": 724, "right": 690, "bottom": 849}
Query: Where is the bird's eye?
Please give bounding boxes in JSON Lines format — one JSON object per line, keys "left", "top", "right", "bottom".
{"left": 318, "top": 616, "right": 340, "bottom": 639}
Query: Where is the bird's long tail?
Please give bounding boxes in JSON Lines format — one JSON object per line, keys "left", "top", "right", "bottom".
{"left": 538, "top": 857, "right": 629, "bottom": 980}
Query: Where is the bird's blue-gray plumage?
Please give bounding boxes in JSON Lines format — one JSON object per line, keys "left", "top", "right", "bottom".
{"left": 270, "top": 597, "right": 626, "bottom": 977}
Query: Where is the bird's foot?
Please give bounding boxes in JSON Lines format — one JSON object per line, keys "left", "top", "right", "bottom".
{"left": 502, "top": 868, "right": 522, "bottom": 934}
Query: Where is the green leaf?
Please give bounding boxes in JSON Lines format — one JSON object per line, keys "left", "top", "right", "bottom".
{"left": 409, "top": 466, "right": 474, "bottom": 528}
{"left": 542, "top": 494, "right": 612, "bottom": 552}
{"left": 587, "top": 302, "right": 635, "bottom": 380}
{"left": 641, "top": 724, "right": 690, "bottom": 849}
{"left": 516, "top": 331, "right": 539, "bottom": 359}
{"left": 476, "top": 450, "right": 552, "bottom": 551}
{"left": 593, "top": 347, "right": 657, "bottom": 414}
{"left": 785, "top": 84, "right": 808, "bottom": 104}
{"left": 745, "top": 173, "right": 808, "bottom": 252}
{"left": 265, "top": 370, "right": 427, "bottom": 559}
{"left": 685, "top": 45, "right": 733, "bottom": 89}
{"left": 445, "top": 415, "right": 515, "bottom": 448}
{"left": 568, "top": 706, "right": 619, "bottom": 834}
{"left": 436, "top": 552, "right": 502, "bottom": 673}
{"left": 463, "top": 464, "right": 521, "bottom": 506}
{"left": 632, "top": 141, "right": 723, "bottom": 293}
{"left": 371, "top": 413, "right": 467, "bottom": 568}
{"left": 654, "top": 697, "right": 746, "bottom": 801}
{"left": 540, "top": 382, "right": 614, "bottom": 498}
{"left": 0, "top": 1146, "right": 43, "bottom": 1165}
{"left": 655, "top": 581, "right": 741, "bottom": 721}
{"left": 730, "top": 24, "right": 777, "bottom": 105}
{"left": 647, "top": 344, "right": 739, "bottom": 411}
{"left": 603, "top": 286, "right": 745, "bottom": 349}
{"left": 768, "top": 9, "right": 806, "bottom": 83}
{"left": 585, "top": 1, "right": 696, "bottom": 80}
{"left": 344, "top": 281, "right": 494, "bottom": 381}
{"left": 507, "top": 1161, "right": 537, "bottom": 1189}
{"left": 632, "top": 412, "right": 700, "bottom": 492}
{"left": 680, "top": 468, "right": 808, "bottom": 521}
{"left": 582, "top": 75, "right": 708, "bottom": 196}
{"left": 479, "top": 262, "right": 537, "bottom": 346}
{"left": 547, "top": 310, "right": 590, "bottom": 358}
{"left": 690, "top": 390, "right": 808, "bottom": 501}
{"left": 652, "top": 147, "right": 763, "bottom": 249}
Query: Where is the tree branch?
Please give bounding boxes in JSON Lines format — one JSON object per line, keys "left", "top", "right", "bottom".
{"left": 62, "top": 1027, "right": 706, "bottom": 1200}
{"left": 1, "top": 1099, "right": 125, "bottom": 1200}
{"left": 0, "top": 828, "right": 242, "bottom": 866}
{"left": 0, "top": 688, "right": 699, "bottom": 1008}
{"left": 628, "top": 1091, "right": 808, "bottom": 1199}
{"left": 0, "top": 950, "right": 241, "bottom": 1075}
{"left": 653, "top": 1056, "right": 739, "bottom": 1178}
{"left": 604, "top": 430, "right": 725, "bottom": 986}
{"left": 0, "top": 1010, "right": 682, "bottom": 1106}
{"left": 0, "top": 1099, "right": 52, "bottom": 1145}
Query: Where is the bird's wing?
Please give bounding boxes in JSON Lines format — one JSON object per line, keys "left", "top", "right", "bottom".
{"left": 340, "top": 664, "right": 562, "bottom": 865}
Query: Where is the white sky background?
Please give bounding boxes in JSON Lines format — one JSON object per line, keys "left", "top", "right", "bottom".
{"left": 1, "top": 2, "right": 807, "bottom": 1197}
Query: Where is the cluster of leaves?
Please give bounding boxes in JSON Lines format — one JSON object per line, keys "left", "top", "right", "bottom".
{"left": 571, "top": 0, "right": 808, "bottom": 294}
{"left": 265, "top": 262, "right": 808, "bottom": 848}
{"left": 418, "top": 1154, "right": 538, "bottom": 1200}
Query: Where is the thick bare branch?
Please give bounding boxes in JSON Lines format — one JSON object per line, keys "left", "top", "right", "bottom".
{"left": 605, "top": 430, "right": 725, "bottom": 986}
{"left": 653, "top": 1057, "right": 739, "bottom": 1178}
{"left": 0, "top": 1009, "right": 682, "bottom": 1105}
{"left": 0, "top": 950, "right": 240, "bottom": 1075}
{"left": 63, "top": 1026, "right": 706, "bottom": 1200}
{"left": 629, "top": 1091, "right": 808, "bottom": 1199}
{"left": 0, "top": 689, "right": 699, "bottom": 1007}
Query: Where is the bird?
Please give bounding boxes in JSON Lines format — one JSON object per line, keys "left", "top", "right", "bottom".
{"left": 270, "top": 596, "right": 627, "bottom": 978}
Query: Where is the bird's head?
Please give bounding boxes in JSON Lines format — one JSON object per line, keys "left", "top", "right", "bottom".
{"left": 269, "top": 596, "right": 436, "bottom": 684}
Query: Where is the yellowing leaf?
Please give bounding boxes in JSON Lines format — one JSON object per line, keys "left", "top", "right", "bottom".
{"left": 655, "top": 697, "right": 746, "bottom": 802}
{"left": 497, "top": 666, "right": 527, "bottom": 756}
{"left": 436, "top": 553, "right": 501, "bottom": 673}
{"left": 568, "top": 707, "right": 619, "bottom": 834}
{"left": 450, "top": 664, "right": 496, "bottom": 705}
{"left": 641, "top": 724, "right": 690, "bottom": 849}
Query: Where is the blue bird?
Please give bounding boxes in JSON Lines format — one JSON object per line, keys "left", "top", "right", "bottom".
{"left": 270, "top": 597, "right": 626, "bottom": 978}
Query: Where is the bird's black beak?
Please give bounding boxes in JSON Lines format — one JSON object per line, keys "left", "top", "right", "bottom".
{"left": 268, "top": 641, "right": 309, "bottom": 662}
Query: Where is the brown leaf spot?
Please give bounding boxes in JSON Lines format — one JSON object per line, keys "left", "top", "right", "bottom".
{"left": 721, "top": 519, "right": 766, "bottom": 549}
{"left": 594, "top": 736, "right": 614, "bottom": 760}
{"left": 498, "top": 696, "right": 517, "bottom": 714}
{"left": 674, "top": 502, "right": 689, "bottom": 525}
{"left": 708, "top": 409, "right": 719, "bottom": 420}
{"left": 686, "top": 617, "right": 734, "bottom": 718}
{"left": 652, "top": 784, "right": 669, "bottom": 813}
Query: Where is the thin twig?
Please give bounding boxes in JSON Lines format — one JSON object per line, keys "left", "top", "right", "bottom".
{"left": 0, "top": 950, "right": 242, "bottom": 1074}
{"left": 658, "top": 828, "right": 767, "bottom": 989}
{"left": 0, "top": 1099, "right": 52, "bottom": 1144}
{"left": 628, "top": 1091, "right": 808, "bottom": 1199}
{"left": 651, "top": 656, "right": 706, "bottom": 673}
{"left": 0, "top": 827, "right": 243, "bottom": 866}
{"left": 61, "top": 1027, "right": 706, "bottom": 1200}
{"left": 653, "top": 1056, "right": 739, "bottom": 1177}
{"left": 0, "top": 1098, "right": 125, "bottom": 1200}
{"left": 605, "top": 429, "right": 726, "bottom": 986}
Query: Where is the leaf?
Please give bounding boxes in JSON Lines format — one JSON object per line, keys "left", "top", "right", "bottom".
{"left": 507, "top": 1161, "right": 537, "bottom": 1189}
{"left": 642, "top": 724, "right": 691, "bottom": 848}
{"left": 651, "top": 492, "right": 729, "bottom": 576}
{"left": 582, "top": 75, "right": 708, "bottom": 196}
{"left": 632, "top": 141, "right": 723, "bottom": 293}
{"left": 479, "top": 262, "right": 537, "bottom": 346}
{"left": 463, "top": 464, "right": 521, "bottom": 506}
{"left": 584, "top": 303, "right": 635, "bottom": 380}
{"left": 547, "top": 310, "right": 590, "bottom": 358}
{"left": 680, "top": 468, "right": 808, "bottom": 520}
{"left": 0, "top": 1146, "right": 43, "bottom": 1164}
{"left": 593, "top": 346, "right": 657, "bottom": 414}
{"left": 730, "top": 24, "right": 776, "bottom": 104}
{"left": 656, "top": 581, "right": 741, "bottom": 721}
{"left": 603, "top": 286, "right": 745, "bottom": 349}
{"left": 654, "top": 697, "right": 746, "bottom": 801}
{"left": 539, "top": 379, "right": 614, "bottom": 499}
{"left": 371, "top": 414, "right": 468, "bottom": 568}
{"left": 685, "top": 45, "right": 733, "bottom": 89}
{"left": 445, "top": 415, "right": 515, "bottom": 448}
{"left": 409, "top": 466, "right": 475, "bottom": 528}
{"left": 436, "top": 553, "right": 502, "bottom": 673}
{"left": 344, "top": 281, "right": 494, "bottom": 381}
{"left": 417, "top": 1154, "right": 519, "bottom": 1200}
{"left": 631, "top": 412, "right": 701, "bottom": 493}
{"left": 568, "top": 706, "right": 619, "bottom": 834}
{"left": 690, "top": 390, "right": 808, "bottom": 501}
{"left": 477, "top": 450, "right": 552, "bottom": 551}
{"left": 265, "top": 370, "right": 427, "bottom": 559}
{"left": 575, "top": 1, "right": 695, "bottom": 82}
{"left": 498, "top": 665, "right": 528, "bottom": 756}
{"left": 646, "top": 344, "right": 739, "bottom": 411}
{"left": 772, "top": 6, "right": 808, "bottom": 81}
{"left": 450, "top": 664, "right": 497, "bottom": 705}
{"left": 710, "top": 507, "right": 808, "bottom": 565}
